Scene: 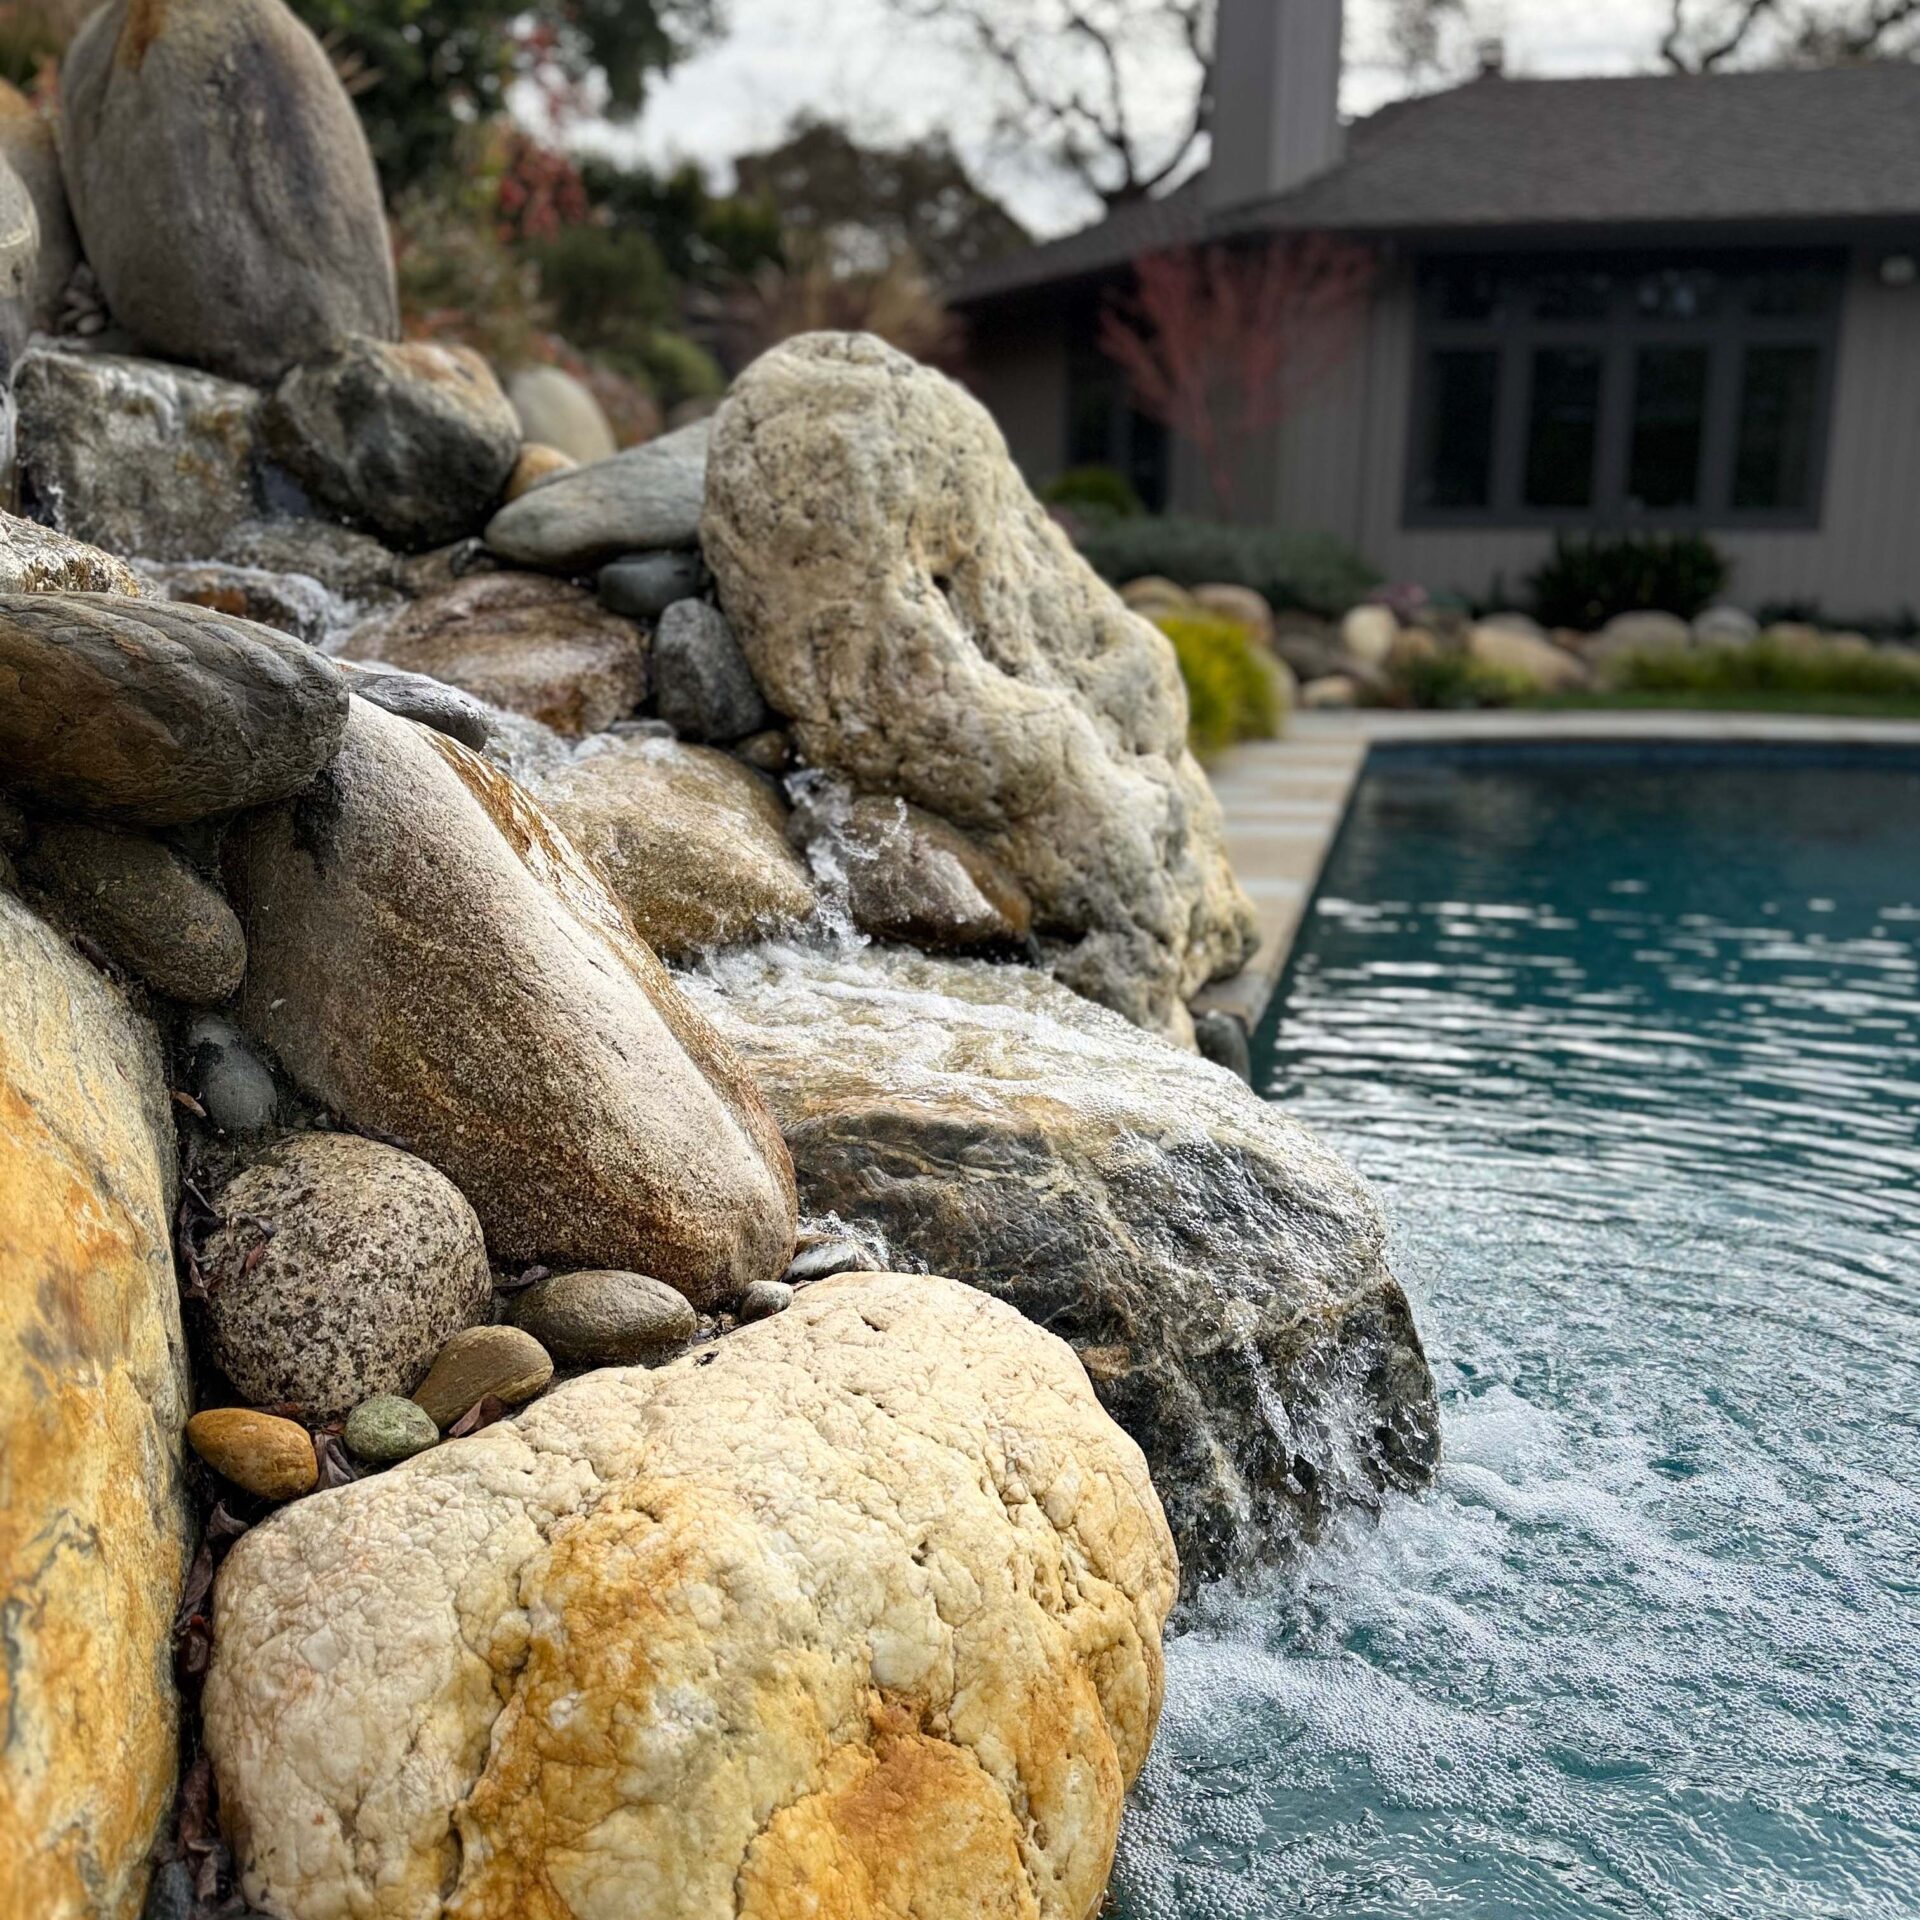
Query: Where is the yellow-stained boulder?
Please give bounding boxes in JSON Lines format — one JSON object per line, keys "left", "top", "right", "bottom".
{"left": 0, "top": 889, "right": 191, "bottom": 1920}
{"left": 204, "top": 1272, "right": 1178, "bottom": 1920}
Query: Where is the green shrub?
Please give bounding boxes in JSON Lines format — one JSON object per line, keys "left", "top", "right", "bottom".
{"left": 1154, "top": 612, "right": 1286, "bottom": 757}
{"left": 1389, "top": 651, "right": 1535, "bottom": 711}
{"left": 1606, "top": 636, "right": 1920, "bottom": 701}
{"left": 1527, "top": 532, "right": 1730, "bottom": 630}
{"left": 633, "top": 328, "right": 726, "bottom": 408}
{"left": 1042, "top": 465, "right": 1143, "bottom": 519}
{"left": 1076, "top": 516, "right": 1377, "bottom": 620}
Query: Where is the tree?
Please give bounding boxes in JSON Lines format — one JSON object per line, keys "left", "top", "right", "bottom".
{"left": 884, "top": 0, "right": 1213, "bottom": 214}
{"left": 1098, "top": 237, "right": 1376, "bottom": 513}
{"left": 730, "top": 116, "right": 1029, "bottom": 284}
{"left": 287, "top": 0, "right": 722, "bottom": 190}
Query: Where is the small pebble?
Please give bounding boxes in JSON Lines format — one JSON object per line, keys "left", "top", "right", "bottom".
{"left": 732, "top": 729, "right": 792, "bottom": 775}
{"left": 505, "top": 442, "right": 574, "bottom": 499}
{"left": 343, "top": 1393, "right": 440, "bottom": 1464}
{"left": 597, "top": 549, "right": 707, "bottom": 620}
{"left": 736, "top": 1279, "right": 794, "bottom": 1324}
{"left": 413, "top": 1323, "right": 553, "bottom": 1429}
{"left": 183, "top": 1014, "right": 279, "bottom": 1133}
{"left": 506, "top": 1268, "right": 697, "bottom": 1367}
{"left": 783, "top": 1238, "right": 876, "bottom": 1285}
{"left": 185, "top": 1407, "right": 317, "bottom": 1502}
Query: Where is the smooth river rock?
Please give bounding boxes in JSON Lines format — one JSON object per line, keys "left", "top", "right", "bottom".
{"left": 0, "top": 593, "right": 349, "bottom": 826}
{"left": 136, "top": 559, "right": 338, "bottom": 645}
{"left": 337, "top": 658, "right": 494, "bottom": 751}
{"left": 505, "top": 1268, "right": 699, "bottom": 1366}
{"left": 484, "top": 417, "right": 711, "bottom": 570}
{"left": 225, "top": 697, "right": 797, "bottom": 1305}
{"left": 201, "top": 1132, "right": 494, "bottom": 1420}
{"left": 598, "top": 549, "right": 708, "bottom": 621}
{"left": 341, "top": 571, "right": 647, "bottom": 738}
{"left": 204, "top": 1272, "right": 1177, "bottom": 1920}
{"left": 58, "top": 0, "right": 398, "bottom": 384}
{"left": 685, "top": 945, "right": 1441, "bottom": 1587}
{"left": 703, "top": 333, "right": 1257, "bottom": 1041}
{"left": 0, "top": 890, "right": 191, "bottom": 1920}
{"left": 531, "top": 733, "right": 817, "bottom": 960}
{"left": 411, "top": 1323, "right": 553, "bottom": 1430}
{"left": 184, "top": 1407, "right": 317, "bottom": 1503}
{"left": 652, "top": 595, "right": 770, "bottom": 742}
{"left": 264, "top": 337, "right": 521, "bottom": 551}
{"left": 507, "top": 362, "right": 618, "bottom": 464}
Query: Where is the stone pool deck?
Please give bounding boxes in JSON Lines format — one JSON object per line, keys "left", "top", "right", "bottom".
{"left": 1195, "top": 709, "right": 1920, "bottom": 1036}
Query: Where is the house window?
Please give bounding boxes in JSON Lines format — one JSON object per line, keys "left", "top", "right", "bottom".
{"left": 1407, "top": 250, "right": 1844, "bottom": 528}
{"left": 1064, "top": 313, "right": 1169, "bottom": 512}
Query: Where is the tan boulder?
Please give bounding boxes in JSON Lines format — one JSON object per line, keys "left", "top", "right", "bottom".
{"left": 0, "top": 890, "right": 192, "bottom": 1920}
{"left": 226, "top": 696, "right": 796, "bottom": 1306}
{"left": 533, "top": 733, "right": 817, "bottom": 960}
{"left": 1466, "top": 621, "right": 1589, "bottom": 693}
{"left": 703, "top": 333, "right": 1255, "bottom": 1041}
{"left": 1192, "top": 581, "right": 1275, "bottom": 649}
{"left": 341, "top": 572, "right": 647, "bottom": 738}
{"left": 204, "top": 1271, "right": 1177, "bottom": 1920}
{"left": 1340, "top": 603, "right": 1398, "bottom": 668}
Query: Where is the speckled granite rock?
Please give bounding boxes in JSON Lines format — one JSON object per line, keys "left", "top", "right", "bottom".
{"left": 0, "top": 507, "right": 144, "bottom": 597}
{"left": 0, "top": 889, "right": 190, "bottom": 1920}
{"left": 204, "top": 1272, "right": 1177, "bottom": 1920}
{"left": 200, "top": 1132, "right": 493, "bottom": 1420}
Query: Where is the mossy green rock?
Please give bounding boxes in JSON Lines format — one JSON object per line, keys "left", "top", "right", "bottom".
{"left": 343, "top": 1394, "right": 438, "bottom": 1466}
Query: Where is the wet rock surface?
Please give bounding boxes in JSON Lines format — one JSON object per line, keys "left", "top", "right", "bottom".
{"left": 204, "top": 1273, "right": 1177, "bottom": 1920}
{"left": 685, "top": 944, "right": 1441, "bottom": 1587}
{"left": 0, "top": 592, "right": 349, "bottom": 825}
{"left": 703, "top": 333, "right": 1256, "bottom": 1040}
{"left": 59, "top": 0, "right": 398, "bottom": 384}
{"left": 225, "top": 698, "right": 797, "bottom": 1303}
{"left": 0, "top": 890, "right": 191, "bottom": 1920}
{"left": 200, "top": 1132, "right": 494, "bottom": 1420}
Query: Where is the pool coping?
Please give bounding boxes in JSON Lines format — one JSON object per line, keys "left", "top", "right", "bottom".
{"left": 1192, "top": 709, "right": 1920, "bottom": 1035}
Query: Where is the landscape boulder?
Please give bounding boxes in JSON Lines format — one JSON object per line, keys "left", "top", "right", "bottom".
{"left": 485, "top": 417, "right": 712, "bottom": 570}
{"left": 14, "top": 346, "right": 262, "bottom": 560}
{"left": 532, "top": 732, "right": 817, "bottom": 959}
{"left": 703, "top": 334, "right": 1256, "bottom": 1040}
{"left": 0, "top": 891, "right": 191, "bottom": 1920}
{"left": 0, "top": 593, "right": 348, "bottom": 825}
{"left": 200, "top": 1132, "right": 494, "bottom": 1420}
{"left": 341, "top": 572, "right": 647, "bottom": 737}
{"left": 507, "top": 362, "right": 618, "bottom": 464}
{"left": 1339, "top": 602, "right": 1398, "bottom": 668}
{"left": 651, "top": 595, "right": 770, "bottom": 741}
{"left": 1466, "top": 620, "right": 1590, "bottom": 693}
{"left": 225, "top": 697, "right": 797, "bottom": 1305}
{"left": 264, "top": 337, "right": 521, "bottom": 550}
{"left": 58, "top": 0, "right": 398, "bottom": 384}
{"left": 203, "top": 1273, "right": 1177, "bottom": 1920}
{"left": 685, "top": 944, "right": 1440, "bottom": 1586}
{"left": 1694, "top": 605, "right": 1759, "bottom": 649}
{"left": 1593, "top": 609, "right": 1693, "bottom": 660}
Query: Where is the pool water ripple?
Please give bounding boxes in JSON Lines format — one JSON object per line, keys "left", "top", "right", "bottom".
{"left": 1112, "top": 756, "right": 1920, "bottom": 1920}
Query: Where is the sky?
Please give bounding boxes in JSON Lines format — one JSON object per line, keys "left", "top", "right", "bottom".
{"left": 579, "top": 0, "right": 1685, "bottom": 236}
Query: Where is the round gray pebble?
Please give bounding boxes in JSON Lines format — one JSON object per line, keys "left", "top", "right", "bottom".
{"left": 506, "top": 1268, "right": 697, "bottom": 1367}
{"left": 343, "top": 1393, "right": 440, "bottom": 1464}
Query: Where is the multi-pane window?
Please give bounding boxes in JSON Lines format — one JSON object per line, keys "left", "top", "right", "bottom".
{"left": 1408, "top": 251, "right": 1843, "bottom": 527}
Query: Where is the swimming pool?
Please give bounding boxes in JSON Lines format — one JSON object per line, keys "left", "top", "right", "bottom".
{"left": 1113, "top": 749, "right": 1920, "bottom": 1919}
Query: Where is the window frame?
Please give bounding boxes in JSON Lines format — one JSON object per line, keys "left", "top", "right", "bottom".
{"left": 1403, "top": 248, "right": 1845, "bottom": 533}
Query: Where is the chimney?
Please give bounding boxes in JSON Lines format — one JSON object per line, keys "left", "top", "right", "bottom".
{"left": 1206, "top": 0, "right": 1345, "bottom": 211}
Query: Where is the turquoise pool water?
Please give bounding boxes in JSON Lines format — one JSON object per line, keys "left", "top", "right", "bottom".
{"left": 1113, "top": 750, "right": 1920, "bottom": 1919}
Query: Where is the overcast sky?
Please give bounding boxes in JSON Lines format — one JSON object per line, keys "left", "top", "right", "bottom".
{"left": 582, "top": 0, "right": 1682, "bottom": 235}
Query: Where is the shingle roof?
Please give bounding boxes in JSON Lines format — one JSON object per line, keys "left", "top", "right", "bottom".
{"left": 955, "top": 63, "right": 1920, "bottom": 304}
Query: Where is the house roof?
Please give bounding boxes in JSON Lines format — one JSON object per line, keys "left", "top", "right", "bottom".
{"left": 954, "top": 63, "right": 1920, "bottom": 304}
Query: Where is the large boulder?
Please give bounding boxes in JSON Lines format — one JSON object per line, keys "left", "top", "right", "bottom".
{"left": 0, "top": 890, "right": 192, "bottom": 1920}
{"left": 0, "top": 593, "right": 348, "bottom": 825}
{"left": 684, "top": 945, "right": 1440, "bottom": 1586}
{"left": 1465, "top": 620, "right": 1590, "bottom": 693}
{"left": 484, "top": 417, "right": 711, "bottom": 570}
{"left": 225, "top": 697, "right": 797, "bottom": 1305}
{"left": 507, "top": 362, "right": 618, "bottom": 464}
{"left": 58, "top": 0, "right": 398, "bottom": 385}
{"left": 204, "top": 1272, "right": 1177, "bottom": 1920}
{"left": 703, "top": 334, "right": 1256, "bottom": 1040}
{"left": 14, "top": 345, "right": 263, "bottom": 560}
{"left": 341, "top": 572, "right": 648, "bottom": 738}
{"left": 532, "top": 732, "right": 818, "bottom": 960}
{"left": 0, "top": 81, "right": 76, "bottom": 333}
{"left": 264, "top": 337, "right": 522, "bottom": 551}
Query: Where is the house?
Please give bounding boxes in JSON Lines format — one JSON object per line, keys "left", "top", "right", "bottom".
{"left": 951, "top": 0, "right": 1920, "bottom": 614}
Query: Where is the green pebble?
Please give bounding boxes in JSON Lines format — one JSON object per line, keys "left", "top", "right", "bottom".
{"left": 343, "top": 1393, "right": 439, "bottom": 1465}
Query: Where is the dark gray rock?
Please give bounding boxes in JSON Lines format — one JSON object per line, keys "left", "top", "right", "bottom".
{"left": 686, "top": 945, "right": 1440, "bottom": 1592}
{"left": 732, "top": 728, "right": 793, "bottom": 775}
{"left": 140, "top": 1859, "right": 194, "bottom": 1920}
{"left": 736, "top": 1278, "right": 793, "bottom": 1323}
{"left": 339, "top": 664, "right": 493, "bottom": 751}
{"left": 484, "top": 418, "right": 711, "bottom": 571}
{"left": 264, "top": 338, "right": 521, "bottom": 552}
{"left": 653, "top": 598, "right": 769, "bottom": 744}
{"left": 201, "top": 1132, "right": 494, "bottom": 1419}
{"left": 0, "top": 593, "right": 349, "bottom": 825}
{"left": 14, "top": 346, "right": 262, "bottom": 560}
{"left": 184, "top": 1015, "right": 279, "bottom": 1133}
{"left": 1193, "top": 1008, "right": 1253, "bottom": 1083}
{"left": 783, "top": 1235, "right": 881, "bottom": 1284}
{"left": 597, "top": 550, "right": 707, "bottom": 620}
{"left": 58, "top": 0, "right": 397, "bottom": 386}
{"left": 22, "top": 820, "right": 245, "bottom": 1004}
{"left": 506, "top": 1268, "right": 698, "bottom": 1366}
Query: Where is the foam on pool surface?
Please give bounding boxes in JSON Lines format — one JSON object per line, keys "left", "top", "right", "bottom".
{"left": 1113, "top": 752, "right": 1920, "bottom": 1919}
